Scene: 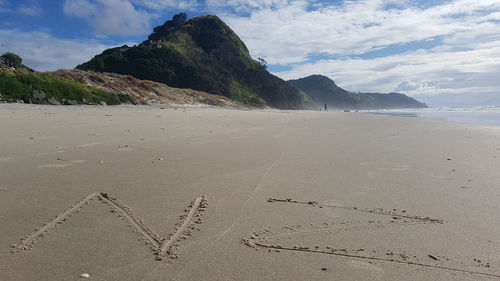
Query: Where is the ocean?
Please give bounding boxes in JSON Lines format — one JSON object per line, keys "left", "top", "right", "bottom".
{"left": 364, "top": 106, "right": 500, "bottom": 128}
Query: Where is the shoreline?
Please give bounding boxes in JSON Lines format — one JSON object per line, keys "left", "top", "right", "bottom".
{"left": 363, "top": 107, "right": 500, "bottom": 130}
{"left": 3, "top": 103, "right": 500, "bottom": 133}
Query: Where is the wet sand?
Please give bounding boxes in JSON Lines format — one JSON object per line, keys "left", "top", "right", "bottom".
{"left": 0, "top": 104, "right": 499, "bottom": 281}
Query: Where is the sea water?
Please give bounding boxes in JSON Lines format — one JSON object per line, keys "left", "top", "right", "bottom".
{"left": 365, "top": 106, "right": 500, "bottom": 128}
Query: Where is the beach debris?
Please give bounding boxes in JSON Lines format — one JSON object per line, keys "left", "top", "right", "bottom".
{"left": 47, "top": 97, "right": 61, "bottom": 105}
{"left": 79, "top": 273, "right": 90, "bottom": 278}
{"left": 321, "top": 267, "right": 328, "bottom": 271}
{"left": 31, "top": 90, "right": 46, "bottom": 100}
{"left": 64, "top": 99, "right": 78, "bottom": 105}
{"left": 428, "top": 254, "right": 438, "bottom": 261}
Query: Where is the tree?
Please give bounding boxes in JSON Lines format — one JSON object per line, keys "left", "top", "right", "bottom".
{"left": 171, "top": 13, "right": 188, "bottom": 26}
{"left": 148, "top": 13, "right": 189, "bottom": 41}
{"left": 257, "top": 57, "right": 267, "bottom": 69}
{"left": 1, "top": 52, "right": 22, "bottom": 68}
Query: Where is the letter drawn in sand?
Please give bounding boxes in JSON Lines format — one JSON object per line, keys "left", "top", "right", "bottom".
{"left": 242, "top": 197, "right": 500, "bottom": 279}
{"left": 12, "top": 192, "right": 208, "bottom": 262}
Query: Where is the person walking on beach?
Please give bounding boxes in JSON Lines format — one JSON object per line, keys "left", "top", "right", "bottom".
{"left": 324, "top": 104, "right": 328, "bottom": 111}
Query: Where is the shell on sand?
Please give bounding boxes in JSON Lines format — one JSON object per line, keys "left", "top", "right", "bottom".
{"left": 80, "top": 273, "right": 90, "bottom": 278}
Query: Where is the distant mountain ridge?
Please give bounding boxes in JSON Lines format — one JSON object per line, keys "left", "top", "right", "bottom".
{"left": 77, "top": 13, "right": 307, "bottom": 109}
{"left": 288, "top": 75, "right": 427, "bottom": 109}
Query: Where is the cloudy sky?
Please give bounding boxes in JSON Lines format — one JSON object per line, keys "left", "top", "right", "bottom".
{"left": 1, "top": 0, "right": 499, "bottom": 107}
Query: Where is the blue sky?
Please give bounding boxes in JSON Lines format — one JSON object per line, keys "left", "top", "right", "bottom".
{"left": 1, "top": 0, "right": 499, "bottom": 107}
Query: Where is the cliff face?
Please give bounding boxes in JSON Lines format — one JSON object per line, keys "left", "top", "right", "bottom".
{"left": 288, "top": 75, "right": 427, "bottom": 109}
{"left": 77, "top": 14, "right": 307, "bottom": 109}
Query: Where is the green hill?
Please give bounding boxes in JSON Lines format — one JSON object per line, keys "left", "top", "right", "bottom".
{"left": 288, "top": 75, "right": 427, "bottom": 109}
{"left": 77, "top": 13, "right": 307, "bottom": 109}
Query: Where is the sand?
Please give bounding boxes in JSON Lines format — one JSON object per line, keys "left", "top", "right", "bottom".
{"left": 0, "top": 104, "right": 499, "bottom": 281}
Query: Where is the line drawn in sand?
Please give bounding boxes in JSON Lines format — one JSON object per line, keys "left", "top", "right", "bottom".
{"left": 242, "top": 197, "right": 499, "bottom": 279}
{"left": 11, "top": 192, "right": 208, "bottom": 262}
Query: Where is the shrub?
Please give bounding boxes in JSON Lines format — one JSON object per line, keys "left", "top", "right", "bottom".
{"left": 1, "top": 52, "right": 23, "bottom": 68}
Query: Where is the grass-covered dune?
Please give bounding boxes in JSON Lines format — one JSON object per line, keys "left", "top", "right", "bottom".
{"left": 0, "top": 68, "right": 124, "bottom": 105}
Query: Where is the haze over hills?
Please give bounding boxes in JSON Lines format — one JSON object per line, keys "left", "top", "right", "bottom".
{"left": 288, "top": 75, "right": 427, "bottom": 109}
{"left": 77, "top": 13, "right": 307, "bottom": 109}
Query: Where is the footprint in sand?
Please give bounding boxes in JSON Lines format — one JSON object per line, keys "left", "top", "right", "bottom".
{"left": 378, "top": 165, "right": 411, "bottom": 172}
{"left": 322, "top": 199, "right": 346, "bottom": 218}
{"left": 273, "top": 134, "right": 288, "bottom": 138}
{"left": 366, "top": 171, "right": 382, "bottom": 179}
{"left": 38, "top": 163, "right": 72, "bottom": 168}
{"left": 0, "top": 156, "right": 15, "bottom": 162}
{"left": 190, "top": 140, "right": 210, "bottom": 145}
{"left": 357, "top": 185, "right": 375, "bottom": 191}
{"left": 38, "top": 159, "right": 86, "bottom": 168}
{"left": 350, "top": 260, "right": 384, "bottom": 272}
{"left": 76, "top": 142, "right": 104, "bottom": 148}
{"left": 118, "top": 145, "right": 133, "bottom": 151}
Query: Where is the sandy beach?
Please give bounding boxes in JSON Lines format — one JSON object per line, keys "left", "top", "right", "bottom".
{"left": 0, "top": 104, "right": 499, "bottom": 281}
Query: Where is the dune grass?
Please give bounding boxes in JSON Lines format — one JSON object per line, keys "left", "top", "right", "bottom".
{"left": 0, "top": 68, "right": 121, "bottom": 104}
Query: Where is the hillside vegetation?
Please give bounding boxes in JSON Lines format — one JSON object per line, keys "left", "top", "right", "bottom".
{"left": 0, "top": 68, "right": 122, "bottom": 105}
{"left": 77, "top": 13, "right": 307, "bottom": 109}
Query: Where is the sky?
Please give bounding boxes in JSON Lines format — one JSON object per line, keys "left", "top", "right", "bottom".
{"left": 0, "top": 0, "right": 499, "bottom": 107}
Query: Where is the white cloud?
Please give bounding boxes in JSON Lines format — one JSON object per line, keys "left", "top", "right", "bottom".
{"left": 0, "top": 1, "right": 42, "bottom": 15}
{"left": 214, "top": 0, "right": 500, "bottom": 106}
{"left": 131, "top": 0, "right": 199, "bottom": 10}
{"left": 274, "top": 37, "right": 500, "bottom": 106}
{"left": 223, "top": 0, "right": 500, "bottom": 64}
{"left": 206, "top": 0, "right": 291, "bottom": 13}
{"left": 395, "top": 81, "right": 438, "bottom": 93}
{"left": 17, "top": 5, "right": 42, "bottom": 16}
{"left": 64, "top": 0, "right": 154, "bottom": 36}
{"left": 0, "top": 29, "right": 127, "bottom": 71}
